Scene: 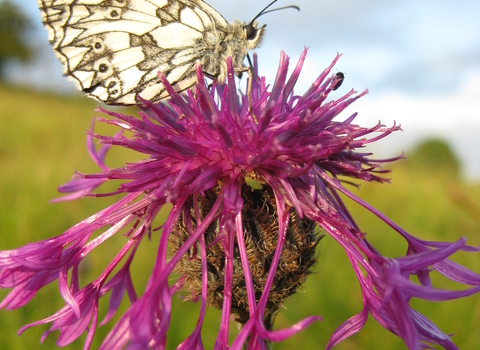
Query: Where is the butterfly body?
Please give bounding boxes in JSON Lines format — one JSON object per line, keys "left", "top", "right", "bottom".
{"left": 36, "top": 0, "right": 265, "bottom": 105}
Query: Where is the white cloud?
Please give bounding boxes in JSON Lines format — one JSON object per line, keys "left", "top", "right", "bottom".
{"left": 352, "top": 71, "right": 480, "bottom": 179}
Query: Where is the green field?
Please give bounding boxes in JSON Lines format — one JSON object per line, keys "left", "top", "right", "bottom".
{"left": 1, "top": 83, "right": 480, "bottom": 349}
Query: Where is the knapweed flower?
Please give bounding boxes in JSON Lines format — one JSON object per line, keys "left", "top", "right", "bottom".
{"left": 2, "top": 49, "right": 480, "bottom": 350}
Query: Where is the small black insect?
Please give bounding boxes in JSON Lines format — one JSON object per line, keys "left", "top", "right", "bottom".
{"left": 332, "top": 72, "right": 345, "bottom": 91}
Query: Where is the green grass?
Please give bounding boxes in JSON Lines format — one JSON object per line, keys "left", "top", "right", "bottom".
{"left": 1, "top": 83, "right": 480, "bottom": 349}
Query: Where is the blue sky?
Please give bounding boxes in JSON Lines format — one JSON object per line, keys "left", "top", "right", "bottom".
{"left": 5, "top": 0, "right": 480, "bottom": 178}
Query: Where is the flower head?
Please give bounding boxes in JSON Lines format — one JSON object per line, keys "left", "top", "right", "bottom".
{"left": 2, "top": 49, "right": 480, "bottom": 350}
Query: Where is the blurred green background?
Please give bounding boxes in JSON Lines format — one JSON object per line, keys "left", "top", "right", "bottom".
{"left": 1, "top": 82, "right": 480, "bottom": 350}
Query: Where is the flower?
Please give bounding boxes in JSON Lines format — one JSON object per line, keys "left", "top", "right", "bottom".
{"left": 2, "top": 48, "right": 480, "bottom": 350}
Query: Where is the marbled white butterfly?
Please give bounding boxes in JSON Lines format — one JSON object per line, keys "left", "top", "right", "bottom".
{"left": 36, "top": 0, "right": 297, "bottom": 106}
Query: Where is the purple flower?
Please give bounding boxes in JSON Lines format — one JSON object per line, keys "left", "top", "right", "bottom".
{"left": 2, "top": 48, "right": 480, "bottom": 350}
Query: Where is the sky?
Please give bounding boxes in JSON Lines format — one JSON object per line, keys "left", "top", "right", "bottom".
{"left": 5, "top": 0, "right": 480, "bottom": 179}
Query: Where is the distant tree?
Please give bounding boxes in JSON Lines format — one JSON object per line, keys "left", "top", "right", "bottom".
{"left": 0, "top": 0, "right": 35, "bottom": 79}
{"left": 408, "top": 139, "right": 461, "bottom": 179}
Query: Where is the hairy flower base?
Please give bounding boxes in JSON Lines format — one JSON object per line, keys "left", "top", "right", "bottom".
{"left": 171, "top": 183, "right": 320, "bottom": 330}
{"left": 1, "top": 49, "right": 480, "bottom": 350}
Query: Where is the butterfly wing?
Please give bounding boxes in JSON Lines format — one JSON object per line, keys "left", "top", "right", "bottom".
{"left": 36, "top": 0, "right": 228, "bottom": 105}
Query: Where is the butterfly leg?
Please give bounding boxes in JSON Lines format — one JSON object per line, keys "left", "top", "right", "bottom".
{"left": 244, "top": 54, "right": 259, "bottom": 124}
{"left": 246, "top": 66, "right": 258, "bottom": 124}
{"left": 202, "top": 71, "right": 217, "bottom": 91}
{"left": 234, "top": 64, "right": 258, "bottom": 124}
{"left": 205, "top": 66, "right": 258, "bottom": 124}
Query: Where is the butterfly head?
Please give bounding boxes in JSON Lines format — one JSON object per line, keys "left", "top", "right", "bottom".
{"left": 244, "top": 22, "right": 266, "bottom": 50}
{"left": 244, "top": 1, "right": 299, "bottom": 50}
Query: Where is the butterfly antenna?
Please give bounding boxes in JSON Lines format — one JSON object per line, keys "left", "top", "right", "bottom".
{"left": 250, "top": 0, "right": 300, "bottom": 24}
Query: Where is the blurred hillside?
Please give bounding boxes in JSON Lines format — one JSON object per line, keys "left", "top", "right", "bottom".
{"left": 1, "top": 83, "right": 480, "bottom": 349}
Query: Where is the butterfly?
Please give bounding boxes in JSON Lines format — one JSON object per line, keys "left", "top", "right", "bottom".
{"left": 36, "top": 0, "right": 298, "bottom": 106}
